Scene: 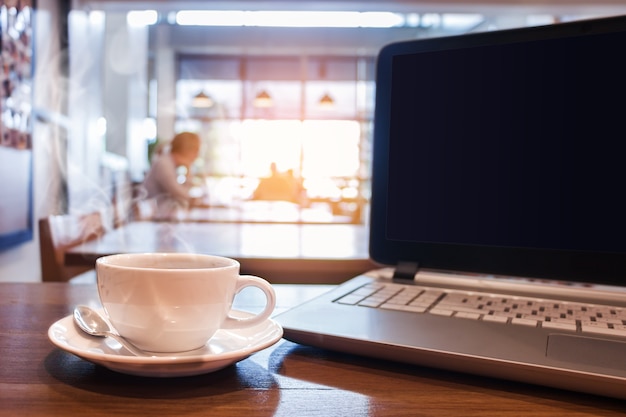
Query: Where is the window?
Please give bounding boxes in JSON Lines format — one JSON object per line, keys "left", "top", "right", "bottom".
{"left": 174, "top": 55, "right": 374, "bottom": 224}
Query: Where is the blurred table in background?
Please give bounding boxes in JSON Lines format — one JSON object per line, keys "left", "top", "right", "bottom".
{"left": 187, "top": 200, "right": 363, "bottom": 224}
{"left": 65, "top": 221, "right": 376, "bottom": 283}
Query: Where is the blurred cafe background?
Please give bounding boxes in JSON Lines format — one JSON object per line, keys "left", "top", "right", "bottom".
{"left": 1, "top": 0, "right": 625, "bottom": 281}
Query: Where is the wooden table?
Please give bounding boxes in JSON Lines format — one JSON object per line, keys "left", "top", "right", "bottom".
{"left": 65, "top": 221, "right": 376, "bottom": 283}
{"left": 1, "top": 282, "right": 625, "bottom": 416}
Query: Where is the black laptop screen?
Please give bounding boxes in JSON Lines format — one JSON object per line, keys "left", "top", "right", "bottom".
{"left": 371, "top": 16, "right": 626, "bottom": 284}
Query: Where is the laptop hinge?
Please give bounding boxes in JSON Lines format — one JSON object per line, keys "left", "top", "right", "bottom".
{"left": 393, "top": 262, "right": 419, "bottom": 282}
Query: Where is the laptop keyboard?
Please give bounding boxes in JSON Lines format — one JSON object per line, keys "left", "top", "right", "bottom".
{"left": 334, "top": 281, "right": 626, "bottom": 337}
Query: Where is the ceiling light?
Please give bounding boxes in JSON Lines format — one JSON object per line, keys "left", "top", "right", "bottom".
{"left": 253, "top": 90, "right": 273, "bottom": 108}
{"left": 319, "top": 93, "right": 335, "bottom": 108}
{"left": 192, "top": 91, "right": 214, "bottom": 108}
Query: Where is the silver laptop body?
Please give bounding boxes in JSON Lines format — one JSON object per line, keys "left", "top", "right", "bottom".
{"left": 275, "top": 15, "right": 626, "bottom": 400}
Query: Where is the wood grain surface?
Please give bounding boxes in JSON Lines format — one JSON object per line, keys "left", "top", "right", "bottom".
{"left": 1, "top": 282, "right": 624, "bottom": 416}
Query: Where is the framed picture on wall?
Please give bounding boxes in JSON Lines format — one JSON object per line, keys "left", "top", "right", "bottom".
{"left": 0, "top": 0, "right": 33, "bottom": 251}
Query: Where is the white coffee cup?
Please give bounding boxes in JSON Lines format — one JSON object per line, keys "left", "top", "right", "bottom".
{"left": 95, "top": 253, "right": 276, "bottom": 353}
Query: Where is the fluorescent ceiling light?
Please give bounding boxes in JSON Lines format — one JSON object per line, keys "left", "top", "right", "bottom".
{"left": 249, "top": 11, "right": 362, "bottom": 27}
{"left": 127, "top": 10, "right": 158, "bottom": 27}
{"left": 177, "top": 10, "right": 247, "bottom": 26}
{"left": 176, "top": 10, "right": 404, "bottom": 28}
{"left": 359, "top": 12, "right": 405, "bottom": 28}
{"left": 441, "top": 13, "right": 483, "bottom": 30}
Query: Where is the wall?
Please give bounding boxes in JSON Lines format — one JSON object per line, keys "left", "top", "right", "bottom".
{"left": 103, "top": 12, "right": 149, "bottom": 182}
{"left": 0, "top": 3, "right": 150, "bottom": 282}
{"left": 0, "top": 0, "right": 64, "bottom": 282}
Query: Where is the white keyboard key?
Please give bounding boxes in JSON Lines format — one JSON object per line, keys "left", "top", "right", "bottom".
{"left": 482, "top": 314, "right": 509, "bottom": 323}
{"left": 336, "top": 295, "right": 364, "bottom": 305}
{"left": 454, "top": 311, "right": 481, "bottom": 320}
{"left": 549, "top": 317, "right": 577, "bottom": 326}
{"left": 429, "top": 308, "right": 454, "bottom": 317}
{"left": 580, "top": 321, "right": 609, "bottom": 330}
{"left": 580, "top": 321, "right": 626, "bottom": 337}
{"left": 380, "top": 303, "right": 427, "bottom": 313}
{"left": 581, "top": 325, "right": 620, "bottom": 337}
{"left": 541, "top": 321, "right": 577, "bottom": 331}
{"left": 359, "top": 299, "right": 384, "bottom": 308}
{"left": 333, "top": 283, "right": 626, "bottom": 337}
{"left": 379, "top": 303, "right": 405, "bottom": 311}
{"left": 402, "top": 305, "right": 428, "bottom": 313}
{"left": 437, "top": 304, "right": 483, "bottom": 314}
{"left": 385, "top": 297, "right": 411, "bottom": 305}
{"left": 496, "top": 310, "right": 520, "bottom": 319}
{"left": 366, "top": 295, "right": 391, "bottom": 303}
{"left": 352, "top": 288, "right": 378, "bottom": 297}
{"left": 511, "top": 317, "right": 538, "bottom": 327}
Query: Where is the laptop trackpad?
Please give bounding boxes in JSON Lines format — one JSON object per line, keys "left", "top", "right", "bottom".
{"left": 547, "top": 334, "right": 626, "bottom": 373}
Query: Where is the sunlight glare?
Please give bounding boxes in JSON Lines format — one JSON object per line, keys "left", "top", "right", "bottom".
{"left": 235, "top": 120, "right": 360, "bottom": 187}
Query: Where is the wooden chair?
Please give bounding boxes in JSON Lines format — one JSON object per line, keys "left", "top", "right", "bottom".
{"left": 38, "top": 212, "right": 106, "bottom": 282}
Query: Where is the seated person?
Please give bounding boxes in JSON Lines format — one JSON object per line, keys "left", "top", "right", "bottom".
{"left": 141, "top": 132, "right": 201, "bottom": 220}
{"left": 252, "top": 163, "right": 301, "bottom": 203}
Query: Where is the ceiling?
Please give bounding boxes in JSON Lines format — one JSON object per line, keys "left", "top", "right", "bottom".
{"left": 75, "top": 0, "right": 626, "bottom": 15}
{"left": 75, "top": 1, "right": 626, "bottom": 56}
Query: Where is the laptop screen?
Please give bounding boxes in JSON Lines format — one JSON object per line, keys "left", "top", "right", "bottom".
{"left": 370, "top": 15, "right": 626, "bottom": 285}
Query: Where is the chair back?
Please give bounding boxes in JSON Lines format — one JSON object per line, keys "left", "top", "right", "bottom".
{"left": 38, "top": 212, "right": 106, "bottom": 282}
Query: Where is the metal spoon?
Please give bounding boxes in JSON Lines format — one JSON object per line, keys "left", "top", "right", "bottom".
{"left": 73, "top": 305, "right": 148, "bottom": 356}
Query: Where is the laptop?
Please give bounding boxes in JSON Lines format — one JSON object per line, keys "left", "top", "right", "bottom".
{"left": 275, "top": 14, "right": 626, "bottom": 400}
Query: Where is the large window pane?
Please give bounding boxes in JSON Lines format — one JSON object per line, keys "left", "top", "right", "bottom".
{"left": 301, "top": 120, "right": 360, "bottom": 178}
{"left": 174, "top": 54, "right": 371, "bottom": 223}
{"left": 239, "top": 120, "right": 303, "bottom": 177}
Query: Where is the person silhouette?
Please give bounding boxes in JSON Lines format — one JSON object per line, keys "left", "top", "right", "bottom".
{"left": 141, "top": 132, "right": 201, "bottom": 219}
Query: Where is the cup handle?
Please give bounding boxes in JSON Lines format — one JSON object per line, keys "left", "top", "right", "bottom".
{"left": 221, "top": 275, "right": 276, "bottom": 329}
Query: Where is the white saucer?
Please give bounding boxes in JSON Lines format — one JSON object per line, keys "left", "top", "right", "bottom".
{"left": 48, "top": 309, "right": 283, "bottom": 377}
